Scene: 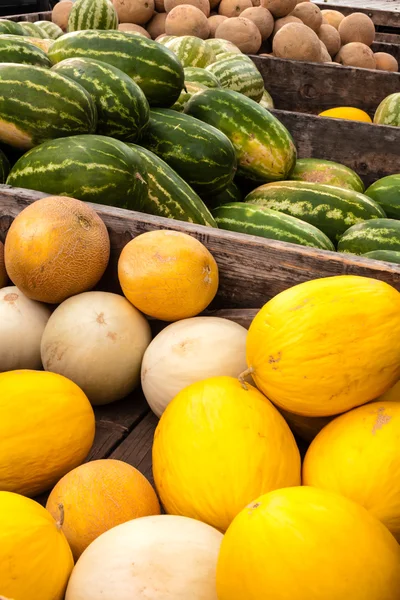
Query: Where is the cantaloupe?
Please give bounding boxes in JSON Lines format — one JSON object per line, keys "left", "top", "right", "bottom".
{"left": 165, "top": 0, "right": 210, "bottom": 15}
{"left": 218, "top": 0, "right": 252, "bottom": 18}
{"left": 118, "top": 22, "right": 151, "bottom": 36}
{"left": 155, "top": 0, "right": 165, "bottom": 10}
{"left": 4, "top": 196, "right": 110, "bottom": 304}
{"left": 318, "top": 23, "right": 341, "bottom": 57}
{"left": 0, "top": 370, "right": 95, "bottom": 496}
{"left": 215, "top": 16, "right": 262, "bottom": 53}
{"left": 335, "top": 42, "right": 376, "bottom": 69}
{"left": 240, "top": 6, "right": 273, "bottom": 40}
{"left": 118, "top": 230, "right": 218, "bottom": 321}
{"left": 273, "top": 22, "right": 321, "bottom": 62}
{"left": 46, "top": 459, "right": 160, "bottom": 560}
{"left": 41, "top": 291, "right": 152, "bottom": 405}
{"left": 338, "top": 12, "right": 375, "bottom": 46}
{"left": 321, "top": 8, "right": 344, "bottom": 30}
{"left": 0, "top": 285, "right": 51, "bottom": 372}
{"left": 271, "top": 14, "right": 302, "bottom": 37}
{"left": 112, "top": 0, "right": 155, "bottom": 24}
{"left": 52, "top": 0, "right": 74, "bottom": 30}
{"left": 260, "top": 0, "right": 296, "bottom": 18}
{"left": 65, "top": 515, "right": 223, "bottom": 600}
{"left": 289, "top": 1, "right": 322, "bottom": 31}
{"left": 165, "top": 4, "right": 210, "bottom": 37}
{"left": 208, "top": 14, "right": 228, "bottom": 36}
{"left": 0, "top": 240, "right": 7, "bottom": 288}
{"left": 146, "top": 11, "right": 167, "bottom": 37}
{"left": 319, "top": 41, "right": 332, "bottom": 63}
{"left": 374, "top": 51, "right": 398, "bottom": 72}
{"left": 0, "top": 491, "right": 74, "bottom": 600}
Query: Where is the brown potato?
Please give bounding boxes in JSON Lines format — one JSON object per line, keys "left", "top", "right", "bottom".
{"left": 374, "top": 52, "right": 398, "bottom": 72}
{"left": 318, "top": 23, "right": 341, "bottom": 57}
{"left": 240, "top": 6, "right": 273, "bottom": 40}
{"left": 338, "top": 12, "right": 375, "bottom": 46}
{"left": 335, "top": 42, "right": 376, "bottom": 69}
{"left": 147, "top": 11, "right": 168, "bottom": 37}
{"left": 289, "top": 2, "right": 322, "bottom": 31}
{"left": 260, "top": 0, "right": 296, "bottom": 18}
{"left": 215, "top": 16, "right": 262, "bottom": 53}
{"left": 218, "top": 0, "right": 252, "bottom": 18}
{"left": 165, "top": 4, "right": 210, "bottom": 37}
{"left": 165, "top": 0, "right": 210, "bottom": 16}
{"left": 273, "top": 22, "right": 321, "bottom": 62}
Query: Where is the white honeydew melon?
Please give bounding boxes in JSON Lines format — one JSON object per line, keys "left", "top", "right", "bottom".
{"left": 0, "top": 286, "right": 51, "bottom": 372}
{"left": 65, "top": 514, "right": 223, "bottom": 600}
{"left": 141, "top": 316, "right": 249, "bottom": 417}
{"left": 41, "top": 291, "right": 152, "bottom": 405}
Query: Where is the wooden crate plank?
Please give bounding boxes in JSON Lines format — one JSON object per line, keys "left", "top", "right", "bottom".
{"left": 252, "top": 55, "right": 399, "bottom": 117}
{"left": 7, "top": 10, "right": 52, "bottom": 22}
{"left": 372, "top": 40, "right": 400, "bottom": 61}
{"left": 272, "top": 108, "right": 400, "bottom": 186}
{"left": 376, "top": 31, "right": 400, "bottom": 42}
{"left": 314, "top": 1, "right": 400, "bottom": 28}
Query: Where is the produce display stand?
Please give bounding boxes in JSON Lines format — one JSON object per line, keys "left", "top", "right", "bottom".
{"left": 6, "top": 9, "right": 51, "bottom": 21}
{"left": 314, "top": 0, "right": 400, "bottom": 30}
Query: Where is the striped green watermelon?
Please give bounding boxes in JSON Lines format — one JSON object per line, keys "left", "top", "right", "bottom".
{"left": 0, "top": 64, "right": 96, "bottom": 150}
{"left": 0, "top": 20, "right": 28, "bottom": 36}
{"left": 206, "top": 56, "right": 264, "bottom": 102}
{"left": 0, "top": 147, "right": 10, "bottom": 183}
{"left": 213, "top": 51, "right": 252, "bottom": 63}
{"left": 171, "top": 81, "right": 208, "bottom": 112}
{"left": 0, "top": 36, "right": 51, "bottom": 67}
{"left": 68, "top": 0, "right": 118, "bottom": 32}
{"left": 245, "top": 181, "right": 385, "bottom": 243}
{"left": 290, "top": 158, "right": 365, "bottom": 193}
{"left": 363, "top": 250, "right": 400, "bottom": 264}
{"left": 52, "top": 57, "right": 149, "bottom": 141}
{"left": 205, "top": 38, "right": 242, "bottom": 58}
{"left": 374, "top": 93, "right": 400, "bottom": 127}
{"left": 35, "top": 21, "right": 64, "bottom": 39}
{"left": 185, "top": 88, "right": 296, "bottom": 182}
{"left": 338, "top": 219, "right": 400, "bottom": 254}
{"left": 157, "top": 35, "right": 177, "bottom": 46}
{"left": 129, "top": 144, "right": 217, "bottom": 227}
{"left": 206, "top": 181, "right": 242, "bottom": 208}
{"left": 212, "top": 202, "right": 335, "bottom": 251}
{"left": 259, "top": 88, "right": 274, "bottom": 109}
{"left": 48, "top": 30, "right": 184, "bottom": 107}
{"left": 167, "top": 36, "right": 215, "bottom": 67}
{"left": 184, "top": 67, "right": 220, "bottom": 88}
{"left": 7, "top": 134, "right": 147, "bottom": 209}
{"left": 142, "top": 108, "right": 237, "bottom": 195}
{"left": 19, "top": 22, "right": 46, "bottom": 38}
{"left": 365, "top": 174, "right": 400, "bottom": 219}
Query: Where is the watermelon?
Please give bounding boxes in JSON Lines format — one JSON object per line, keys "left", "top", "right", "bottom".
{"left": 213, "top": 51, "right": 252, "bottom": 63}
{"left": 206, "top": 181, "right": 242, "bottom": 208}
{"left": 259, "top": 88, "right": 274, "bottom": 109}
{"left": 245, "top": 181, "right": 385, "bottom": 243}
{"left": 157, "top": 35, "right": 177, "bottom": 46}
{"left": 25, "top": 37, "right": 54, "bottom": 52}
{"left": 290, "top": 158, "right": 365, "bottom": 193}
{"left": 0, "top": 36, "right": 51, "bottom": 67}
{"left": 48, "top": 30, "right": 184, "bottom": 107}
{"left": 363, "top": 250, "right": 400, "bottom": 265}
{"left": 185, "top": 88, "right": 296, "bottom": 182}
{"left": 19, "top": 22, "right": 46, "bottom": 38}
{"left": 184, "top": 67, "right": 220, "bottom": 88}
{"left": 365, "top": 174, "right": 400, "bottom": 219}
{"left": 0, "top": 63, "right": 96, "bottom": 150}
{"left": 374, "top": 93, "right": 400, "bottom": 127}
{"left": 128, "top": 144, "right": 217, "bottom": 227}
{"left": 52, "top": 57, "right": 149, "bottom": 141}
{"left": 205, "top": 38, "right": 242, "bottom": 57}
{"left": 338, "top": 219, "right": 400, "bottom": 254}
{"left": 171, "top": 81, "right": 208, "bottom": 112}
{"left": 0, "top": 20, "right": 28, "bottom": 36}
{"left": 206, "top": 56, "right": 264, "bottom": 102}
{"left": 212, "top": 202, "right": 335, "bottom": 251}
{"left": 167, "top": 36, "right": 215, "bottom": 67}
{"left": 0, "top": 147, "right": 10, "bottom": 183}
{"left": 7, "top": 134, "right": 147, "bottom": 210}
{"left": 35, "top": 21, "right": 64, "bottom": 39}
{"left": 141, "top": 108, "right": 237, "bottom": 195}
{"left": 68, "top": 0, "right": 118, "bottom": 32}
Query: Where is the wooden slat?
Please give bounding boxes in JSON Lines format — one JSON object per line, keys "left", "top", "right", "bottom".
{"left": 372, "top": 41, "right": 400, "bottom": 62}
{"left": 7, "top": 10, "right": 52, "bottom": 22}
{"left": 314, "top": 1, "right": 400, "bottom": 28}
{"left": 251, "top": 55, "right": 400, "bottom": 117}
{"left": 2, "top": 186, "right": 400, "bottom": 309}
{"left": 376, "top": 31, "right": 400, "bottom": 42}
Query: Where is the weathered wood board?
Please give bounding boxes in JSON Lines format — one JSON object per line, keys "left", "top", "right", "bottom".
{"left": 314, "top": 1, "right": 400, "bottom": 29}
{"left": 7, "top": 10, "right": 52, "bottom": 22}
{"left": 372, "top": 41, "right": 400, "bottom": 62}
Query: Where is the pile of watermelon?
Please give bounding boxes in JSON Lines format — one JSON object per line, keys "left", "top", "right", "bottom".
{"left": 0, "top": 5, "right": 400, "bottom": 264}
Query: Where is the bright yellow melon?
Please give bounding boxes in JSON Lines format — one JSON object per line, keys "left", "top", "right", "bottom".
{"left": 118, "top": 229, "right": 219, "bottom": 321}
{"left": 303, "top": 401, "right": 400, "bottom": 541}
{"left": 378, "top": 379, "right": 400, "bottom": 402}
{"left": 0, "top": 370, "right": 95, "bottom": 496}
{"left": 216, "top": 486, "right": 400, "bottom": 600}
{"left": 152, "top": 376, "right": 301, "bottom": 532}
{"left": 246, "top": 275, "right": 400, "bottom": 416}
{"left": 46, "top": 459, "right": 161, "bottom": 560}
{"left": 318, "top": 106, "right": 372, "bottom": 122}
{"left": 0, "top": 491, "right": 74, "bottom": 600}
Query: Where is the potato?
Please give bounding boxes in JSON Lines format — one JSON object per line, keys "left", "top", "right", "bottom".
{"left": 289, "top": 2, "right": 322, "bottom": 31}
{"left": 338, "top": 12, "right": 375, "bottom": 46}
{"left": 52, "top": 0, "right": 73, "bottom": 30}
{"left": 273, "top": 22, "right": 321, "bottom": 62}
{"left": 218, "top": 0, "right": 252, "bottom": 18}
{"left": 335, "top": 42, "right": 376, "bottom": 69}
{"left": 147, "top": 11, "right": 168, "bottom": 37}
{"left": 318, "top": 23, "right": 341, "bottom": 57}
{"left": 272, "top": 15, "right": 302, "bottom": 38}
{"left": 260, "top": 0, "right": 296, "bottom": 18}
{"left": 208, "top": 14, "right": 228, "bottom": 37}
{"left": 165, "top": 4, "right": 210, "bottom": 37}
{"left": 215, "top": 16, "right": 262, "bottom": 53}
{"left": 113, "top": 0, "right": 155, "bottom": 24}
{"left": 374, "top": 52, "right": 398, "bottom": 72}
{"left": 165, "top": 0, "right": 210, "bottom": 16}
{"left": 321, "top": 9, "right": 344, "bottom": 30}
{"left": 240, "top": 6, "right": 273, "bottom": 40}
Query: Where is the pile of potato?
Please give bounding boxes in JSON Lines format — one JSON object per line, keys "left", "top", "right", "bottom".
{"left": 51, "top": 0, "right": 398, "bottom": 72}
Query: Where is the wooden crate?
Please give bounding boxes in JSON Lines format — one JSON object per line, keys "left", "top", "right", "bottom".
{"left": 314, "top": 1, "right": 400, "bottom": 30}
{"left": 6, "top": 9, "right": 51, "bottom": 21}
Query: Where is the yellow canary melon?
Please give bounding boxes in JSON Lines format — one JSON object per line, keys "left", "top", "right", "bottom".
{"left": 118, "top": 230, "right": 219, "bottom": 321}
{"left": 4, "top": 196, "right": 110, "bottom": 304}
{"left": 246, "top": 275, "right": 400, "bottom": 416}
{"left": 379, "top": 379, "right": 400, "bottom": 401}
{"left": 0, "top": 370, "right": 95, "bottom": 496}
{"left": 216, "top": 486, "right": 400, "bottom": 600}
{"left": 0, "top": 491, "right": 74, "bottom": 600}
{"left": 0, "top": 239, "right": 7, "bottom": 287}
{"left": 152, "top": 376, "right": 301, "bottom": 532}
{"left": 46, "top": 459, "right": 160, "bottom": 560}
{"left": 319, "top": 106, "right": 372, "bottom": 122}
{"left": 65, "top": 515, "right": 223, "bottom": 600}
{"left": 303, "top": 401, "right": 400, "bottom": 541}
